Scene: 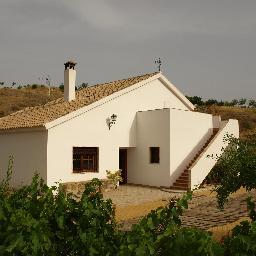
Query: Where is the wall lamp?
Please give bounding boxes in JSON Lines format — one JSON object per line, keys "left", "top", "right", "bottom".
{"left": 108, "top": 114, "right": 117, "bottom": 130}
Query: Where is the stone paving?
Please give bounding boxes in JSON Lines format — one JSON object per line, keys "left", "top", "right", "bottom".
{"left": 109, "top": 185, "right": 256, "bottom": 231}
{"left": 181, "top": 191, "right": 255, "bottom": 230}
{"left": 63, "top": 182, "right": 256, "bottom": 232}
{"left": 103, "top": 184, "right": 182, "bottom": 207}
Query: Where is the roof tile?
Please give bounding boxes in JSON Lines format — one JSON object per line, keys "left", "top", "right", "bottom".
{"left": 0, "top": 72, "right": 157, "bottom": 130}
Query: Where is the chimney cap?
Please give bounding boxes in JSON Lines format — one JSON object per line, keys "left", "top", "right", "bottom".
{"left": 64, "top": 60, "right": 77, "bottom": 70}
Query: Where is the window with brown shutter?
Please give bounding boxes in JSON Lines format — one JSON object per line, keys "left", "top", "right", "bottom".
{"left": 73, "top": 147, "right": 98, "bottom": 173}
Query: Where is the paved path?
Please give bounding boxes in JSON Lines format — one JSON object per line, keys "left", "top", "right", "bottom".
{"left": 103, "top": 184, "right": 182, "bottom": 207}
{"left": 104, "top": 185, "right": 256, "bottom": 231}
{"left": 181, "top": 191, "right": 254, "bottom": 230}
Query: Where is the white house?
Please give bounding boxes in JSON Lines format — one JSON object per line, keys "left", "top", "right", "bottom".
{"left": 0, "top": 61, "right": 239, "bottom": 190}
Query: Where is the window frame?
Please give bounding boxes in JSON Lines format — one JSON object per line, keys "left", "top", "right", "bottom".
{"left": 149, "top": 147, "right": 160, "bottom": 164}
{"left": 73, "top": 147, "right": 98, "bottom": 173}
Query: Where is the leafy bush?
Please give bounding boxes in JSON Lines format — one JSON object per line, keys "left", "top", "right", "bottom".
{"left": 106, "top": 169, "right": 122, "bottom": 189}
{"left": 31, "top": 84, "right": 38, "bottom": 89}
{"left": 221, "top": 196, "right": 256, "bottom": 255}
{"left": 0, "top": 159, "right": 118, "bottom": 255}
{"left": 208, "top": 133, "right": 256, "bottom": 208}
{"left": 205, "top": 133, "right": 256, "bottom": 255}
{"left": 120, "top": 193, "right": 223, "bottom": 255}
{"left": 0, "top": 157, "right": 239, "bottom": 255}
{"left": 224, "top": 221, "right": 256, "bottom": 256}
{"left": 203, "top": 163, "right": 223, "bottom": 185}
{"left": 59, "top": 84, "right": 64, "bottom": 91}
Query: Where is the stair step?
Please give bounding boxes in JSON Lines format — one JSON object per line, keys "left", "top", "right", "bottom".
{"left": 177, "top": 175, "right": 189, "bottom": 179}
{"left": 180, "top": 173, "right": 189, "bottom": 176}
{"left": 177, "top": 174, "right": 189, "bottom": 178}
{"left": 176, "top": 178, "right": 189, "bottom": 183}
{"left": 180, "top": 176, "right": 189, "bottom": 180}
{"left": 174, "top": 179, "right": 189, "bottom": 184}
{"left": 170, "top": 128, "right": 219, "bottom": 190}
{"left": 173, "top": 181, "right": 189, "bottom": 187}
{"left": 170, "top": 186, "right": 189, "bottom": 191}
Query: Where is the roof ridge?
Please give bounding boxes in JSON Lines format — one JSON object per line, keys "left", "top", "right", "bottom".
{"left": 82, "top": 71, "right": 159, "bottom": 90}
{"left": 41, "top": 72, "right": 159, "bottom": 107}
{"left": 0, "top": 71, "right": 159, "bottom": 130}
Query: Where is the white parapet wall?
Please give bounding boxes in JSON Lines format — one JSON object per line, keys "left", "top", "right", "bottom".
{"left": 190, "top": 119, "right": 239, "bottom": 190}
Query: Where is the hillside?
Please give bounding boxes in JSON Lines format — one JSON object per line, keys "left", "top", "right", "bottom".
{"left": 0, "top": 87, "right": 62, "bottom": 118}
{"left": 0, "top": 88, "right": 255, "bottom": 137}
{"left": 197, "top": 105, "right": 256, "bottom": 138}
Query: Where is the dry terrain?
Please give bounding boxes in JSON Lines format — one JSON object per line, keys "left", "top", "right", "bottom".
{"left": 0, "top": 87, "right": 62, "bottom": 118}
{"left": 104, "top": 185, "right": 256, "bottom": 241}
{"left": 0, "top": 87, "right": 255, "bottom": 137}
{"left": 197, "top": 105, "right": 256, "bottom": 138}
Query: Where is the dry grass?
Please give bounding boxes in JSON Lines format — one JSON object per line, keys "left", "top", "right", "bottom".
{"left": 208, "top": 217, "right": 251, "bottom": 242}
{"left": 197, "top": 105, "right": 256, "bottom": 138}
{"left": 0, "top": 87, "right": 63, "bottom": 118}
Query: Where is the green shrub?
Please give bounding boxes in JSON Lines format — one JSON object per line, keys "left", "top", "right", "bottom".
{"left": 106, "top": 169, "right": 122, "bottom": 189}
{"left": 31, "top": 84, "right": 38, "bottom": 89}
{"left": 207, "top": 133, "right": 256, "bottom": 208}
{"left": 0, "top": 160, "right": 118, "bottom": 255}
{"left": 119, "top": 193, "right": 223, "bottom": 255}
{"left": 0, "top": 157, "right": 236, "bottom": 256}
{"left": 224, "top": 220, "right": 256, "bottom": 256}
{"left": 59, "top": 84, "right": 64, "bottom": 91}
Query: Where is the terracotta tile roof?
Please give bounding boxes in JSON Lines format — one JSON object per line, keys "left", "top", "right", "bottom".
{"left": 0, "top": 72, "right": 158, "bottom": 130}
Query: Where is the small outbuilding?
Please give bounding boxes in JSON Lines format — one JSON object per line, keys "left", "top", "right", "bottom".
{"left": 0, "top": 62, "right": 239, "bottom": 190}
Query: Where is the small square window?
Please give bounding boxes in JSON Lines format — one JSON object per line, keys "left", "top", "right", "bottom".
{"left": 150, "top": 147, "right": 160, "bottom": 164}
{"left": 73, "top": 147, "right": 98, "bottom": 173}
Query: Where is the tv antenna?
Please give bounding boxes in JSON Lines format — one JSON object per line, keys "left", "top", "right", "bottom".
{"left": 155, "top": 57, "right": 162, "bottom": 72}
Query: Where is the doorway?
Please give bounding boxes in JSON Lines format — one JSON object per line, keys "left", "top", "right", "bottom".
{"left": 119, "top": 149, "right": 127, "bottom": 184}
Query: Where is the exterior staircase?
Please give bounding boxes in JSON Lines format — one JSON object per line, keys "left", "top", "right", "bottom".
{"left": 170, "top": 129, "right": 219, "bottom": 191}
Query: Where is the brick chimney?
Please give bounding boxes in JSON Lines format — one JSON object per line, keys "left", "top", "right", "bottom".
{"left": 64, "top": 60, "right": 76, "bottom": 101}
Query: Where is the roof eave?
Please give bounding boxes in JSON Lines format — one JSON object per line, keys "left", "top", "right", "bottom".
{"left": 44, "top": 72, "right": 194, "bottom": 130}
{"left": 44, "top": 73, "right": 161, "bottom": 130}
{"left": 158, "top": 73, "right": 195, "bottom": 111}
{"left": 0, "top": 125, "right": 47, "bottom": 134}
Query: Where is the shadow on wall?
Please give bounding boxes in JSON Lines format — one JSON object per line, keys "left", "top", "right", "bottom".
{"left": 169, "top": 128, "right": 214, "bottom": 186}
{"left": 129, "top": 115, "right": 136, "bottom": 147}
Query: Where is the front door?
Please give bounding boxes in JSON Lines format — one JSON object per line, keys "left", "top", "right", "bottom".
{"left": 119, "top": 149, "right": 127, "bottom": 184}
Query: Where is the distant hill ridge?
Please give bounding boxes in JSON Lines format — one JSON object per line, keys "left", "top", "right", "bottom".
{"left": 0, "top": 87, "right": 255, "bottom": 138}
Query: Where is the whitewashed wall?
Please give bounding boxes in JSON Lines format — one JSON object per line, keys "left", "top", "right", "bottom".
{"left": 46, "top": 78, "right": 189, "bottom": 186}
{"left": 127, "top": 109, "right": 170, "bottom": 187}
{"left": 169, "top": 109, "right": 215, "bottom": 185}
{"left": 0, "top": 130, "right": 47, "bottom": 187}
{"left": 190, "top": 119, "right": 239, "bottom": 189}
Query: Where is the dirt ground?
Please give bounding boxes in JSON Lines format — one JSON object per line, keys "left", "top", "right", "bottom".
{"left": 103, "top": 184, "right": 256, "bottom": 239}
{"left": 103, "top": 184, "right": 182, "bottom": 207}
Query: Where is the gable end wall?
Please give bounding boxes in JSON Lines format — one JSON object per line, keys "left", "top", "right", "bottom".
{"left": 46, "top": 78, "right": 189, "bottom": 186}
